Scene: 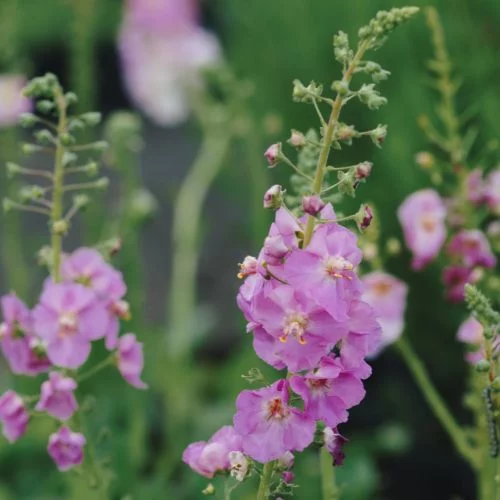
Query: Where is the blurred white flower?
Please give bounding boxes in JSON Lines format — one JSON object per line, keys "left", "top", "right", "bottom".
{"left": 0, "top": 75, "right": 32, "bottom": 127}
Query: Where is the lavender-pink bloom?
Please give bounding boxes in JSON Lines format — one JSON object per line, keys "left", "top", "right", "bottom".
{"left": 262, "top": 235, "right": 289, "bottom": 266}
{"left": 484, "top": 170, "right": 500, "bottom": 214}
{"left": 117, "top": 333, "right": 147, "bottom": 389}
{"left": 0, "top": 294, "right": 51, "bottom": 375}
{"left": 447, "top": 230, "right": 496, "bottom": 269}
{"left": 456, "top": 316, "right": 486, "bottom": 365}
{"left": 290, "top": 356, "right": 365, "bottom": 427}
{"left": 0, "top": 391, "right": 28, "bottom": 443}
{"left": 248, "top": 285, "right": 347, "bottom": 372}
{"left": 362, "top": 272, "right": 408, "bottom": 352}
{"left": 47, "top": 426, "right": 86, "bottom": 471}
{"left": 324, "top": 427, "right": 348, "bottom": 466}
{"left": 0, "top": 75, "right": 32, "bottom": 127}
{"left": 302, "top": 195, "right": 325, "bottom": 216}
{"left": 182, "top": 425, "right": 242, "bottom": 478}
{"left": 397, "top": 189, "right": 447, "bottom": 270}
{"left": 284, "top": 222, "right": 363, "bottom": 321}
{"left": 234, "top": 380, "right": 315, "bottom": 463}
{"left": 442, "top": 266, "right": 480, "bottom": 303}
{"left": 32, "top": 282, "right": 108, "bottom": 369}
{"left": 35, "top": 372, "right": 78, "bottom": 421}
{"left": 467, "top": 169, "right": 485, "bottom": 205}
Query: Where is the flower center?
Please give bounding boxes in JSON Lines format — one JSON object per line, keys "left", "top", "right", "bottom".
{"left": 373, "top": 280, "right": 392, "bottom": 296}
{"left": 420, "top": 214, "right": 437, "bottom": 232}
{"left": 237, "top": 256, "right": 258, "bottom": 279}
{"left": 280, "top": 313, "right": 308, "bottom": 344}
{"left": 267, "top": 397, "right": 289, "bottom": 420}
{"left": 75, "top": 275, "right": 93, "bottom": 287}
{"left": 308, "top": 378, "right": 331, "bottom": 394}
{"left": 324, "top": 256, "right": 353, "bottom": 280}
{"left": 58, "top": 312, "right": 78, "bottom": 337}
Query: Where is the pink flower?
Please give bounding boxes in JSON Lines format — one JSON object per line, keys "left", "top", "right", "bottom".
{"left": 248, "top": 285, "right": 347, "bottom": 372}
{"left": 355, "top": 161, "right": 373, "bottom": 180}
{"left": 447, "top": 230, "right": 496, "bottom": 269}
{"left": 264, "top": 143, "right": 282, "bottom": 166}
{"left": 117, "top": 334, "right": 147, "bottom": 389}
{"left": 0, "top": 294, "right": 50, "bottom": 375}
{"left": 234, "top": 380, "right": 315, "bottom": 463}
{"left": 35, "top": 372, "right": 78, "bottom": 421}
{"left": 290, "top": 356, "right": 365, "bottom": 427}
{"left": 262, "top": 235, "right": 289, "bottom": 266}
{"left": 397, "top": 189, "right": 447, "bottom": 270}
{"left": 32, "top": 282, "right": 108, "bottom": 369}
{"left": 324, "top": 427, "right": 348, "bottom": 466}
{"left": 0, "top": 391, "right": 28, "bottom": 443}
{"left": 456, "top": 316, "right": 487, "bottom": 365}
{"left": 283, "top": 222, "right": 363, "bottom": 321}
{"left": 484, "top": 170, "right": 500, "bottom": 214}
{"left": 0, "top": 75, "right": 32, "bottom": 127}
{"left": 357, "top": 204, "right": 373, "bottom": 231}
{"left": 263, "top": 184, "right": 283, "bottom": 209}
{"left": 62, "top": 247, "right": 128, "bottom": 350}
{"left": 442, "top": 266, "right": 479, "bottom": 303}
{"left": 467, "top": 169, "right": 485, "bottom": 205}
{"left": 362, "top": 272, "right": 407, "bottom": 351}
{"left": 47, "top": 426, "right": 86, "bottom": 471}
{"left": 118, "top": 3, "right": 220, "bottom": 126}
{"left": 182, "top": 426, "right": 242, "bottom": 478}
{"left": 302, "top": 195, "right": 325, "bottom": 216}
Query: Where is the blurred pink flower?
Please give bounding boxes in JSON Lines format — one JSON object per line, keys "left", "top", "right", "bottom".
{"left": 398, "top": 189, "right": 447, "bottom": 270}
{"left": 484, "top": 170, "right": 500, "bottom": 214}
{"left": 447, "top": 229, "right": 496, "bottom": 268}
{"left": 117, "top": 333, "right": 147, "bottom": 389}
{"left": 47, "top": 426, "right": 86, "bottom": 471}
{"left": 456, "top": 316, "right": 486, "bottom": 365}
{"left": 0, "top": 391, "right": 28, "bottom": 443}
{"left": 0, "top": 75, "right": 31, "bottom": 127}
{"left": 36, "top": 372, "right": 78, "bottom": 421}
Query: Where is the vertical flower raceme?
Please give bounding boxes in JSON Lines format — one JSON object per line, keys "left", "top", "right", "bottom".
{"left": 118, "top": 0, "right": 220, "bottom": 125}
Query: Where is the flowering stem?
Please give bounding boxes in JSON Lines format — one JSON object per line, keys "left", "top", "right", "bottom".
{"left": 51, "top": 86, "right": 68, "bottom": 282}
{"left": 396, "top": 337, "right": 477, "bottom": 466}
{"left": 257, "top": 461, "right": 275, "bottom": 500}
{"left": 320, "top": 445, "right": 339, "bottom": 500}
{"left": 77, "top": 355, "right": 114, "bottom": 383}
{"left": 303, "top": 40, "right": 369, "bottom": 247}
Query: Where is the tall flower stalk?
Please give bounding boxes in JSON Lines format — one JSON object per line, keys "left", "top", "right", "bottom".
{"left": 182, "top": 8, "right": 419, "bottom": 498}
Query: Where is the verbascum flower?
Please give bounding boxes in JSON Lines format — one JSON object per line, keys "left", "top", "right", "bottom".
{"left": 36, "top": 372, "right": 78, "bottom": 421}
{"left": 47, "top": 426, "right": 86, "bottom": 471}
{"left": 0, "top": 75, "right": 32, "bottom": 127}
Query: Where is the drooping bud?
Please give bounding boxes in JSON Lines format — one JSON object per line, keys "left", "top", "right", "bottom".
{"left": 369, "top": 124, "right": 388, "bottom": 147}
{"left": 263, "top": 184, "right": 284, "bottom": 209}
{"left": 264, "top": 143, "right": 282, "bottom": 167}
{"left": 354, "top": 161, "right": 373, "bottom": 180}
{"left": 288, "top": 129, "right": 306, "bottom": 148}
{"left": 302, "top": 195, "right": 325, "bottom": 216}
{"left": 356, "top": 204, "right": 374, "bottom": 231}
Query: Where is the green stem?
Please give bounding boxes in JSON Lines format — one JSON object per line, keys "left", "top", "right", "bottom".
{"left": 257, "top": 462, "right": 275, "bottom": 500}
{"left": 321, "top": 446, "right": 339, "bottom": 500}
{"left": 77, "top": 355, "right": 114, "bottom": 383}
{"left": 303, "top": 40, "right": 369, "bottom": 247}
{"left": 51, "top": 87, "right": 68, "bottom": 282}
{"left": 396, "top": 337, "right": 476, "bottom": 466}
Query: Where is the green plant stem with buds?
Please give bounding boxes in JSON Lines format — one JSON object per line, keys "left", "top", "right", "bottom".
{"left": 396, "top": 337, "right": 477, "bottom": 466}
{"left": 303, "top": 40, "right": 369, "bottom": 247}
{"left": 257, "top": 461, "right": 275, "bottom": 500}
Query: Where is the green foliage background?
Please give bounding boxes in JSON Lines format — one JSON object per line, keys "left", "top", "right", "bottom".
{"left": 0, "top": 0, "right": 499, "bottom": 498}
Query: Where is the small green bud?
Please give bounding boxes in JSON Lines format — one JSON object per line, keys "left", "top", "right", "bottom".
{"left": 65, "top": 92, "right": 78, "bottom": 106}
{"left": 52, "top": 219, "right": 69, "bottom": 235}
{"left": 242, "top": 367, "right": 265, "bottom": 384}
{"left": 333, "top": 30, "right": 353, "bottom": 65}
{"left": 358, "top": 84, "right": 388, "bottom": 111}
{"left": 336, "top": 123, "right": 357, "bottom": 144}
{"left": 2, "top": 198, "right": 14, "bottom": 213}
{"left": 19, "top": 113, "right": 38, "bottom": 128}
{"left": 73, "top": 194, "right": 90, "bottom": 209}
{"left": 21, "top": 143, "right": 43, "bottom": 155}
{"left": 370, "top": 124, "right": 388, "bottom": 147}
{"left": 337, "top": 170, "right": 356, "bottom": 197}
{"left": 19, "top": 185, "right": 45, "bottom": 202}
{"left": 415, "top": 151, "right": 435, "bottom": 169}
{"left": 80, "top": 112, "right": 102, "bottom": 126}
{"left": 292, "top": 79, "right": 308, "bottom": 101}
{"left": 43, "top": 73, "right": 58, "bottom": 87}
{"left": 91, "top": 141, "right": 109, "bottom": 152}
{"left": 386, "top": 237, "right": 402, "bottom": 255}
{"left": 332, "top": 80, "right": 349, "bottom": 96}
{"left": 288, "top": 129, "right": 306, "bottom": 148}
{"left": 6, "top": 162, "right": 21, "bottom": 178}
{"left": 85, "top": 161, "right": 99, "bottom": 176}
{"left": 34, "top": 129, "right": 55, "bottom": 145}
{"left": 475, "top": 359, "right": 491, "bottom": 373}
{"left": 95, "top": 177, "right": 110, "bottom": 190}
{"left": 202, "top": 484, "right": 216, "bottom": 496}
{"left": 59, "top": 133, "right": 76, "bottom": 146}
{"left": 36, "top": 100, "right": 55, "bottom": 114}
{"left": 484, "top": 326, "right": 495, "bottom": 340}
{"left": 492, "top": 377, "right": 500, "bottom": 392}
{"left": 68, "top": 118, "right": 85, "bottom": 133}
{"left": 62, "top": 151, "right": 78, "bottom": 167}
{"left": 129, "top": 188, "right": 158, "bottom": 221}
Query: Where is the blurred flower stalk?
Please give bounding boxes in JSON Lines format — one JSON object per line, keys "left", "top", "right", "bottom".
{"left": 181, "top": 7, "right": 419, "bottom": 498}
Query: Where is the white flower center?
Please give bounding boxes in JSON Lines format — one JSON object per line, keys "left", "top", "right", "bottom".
{"left": 324, "top": 255, "right": 353, "bottom": 279}
{"left": 58, "top": 312, "right": 78, "bottom": 336}
{"left": 280, "top": 313, "right": 308, "bottom": 344}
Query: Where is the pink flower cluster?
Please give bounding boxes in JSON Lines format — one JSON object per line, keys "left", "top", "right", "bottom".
{"left": 0, "top": 248, "right": 146, "bottom": 471}
{"left": 184, "top": 203, "right": 381, "bottom": 475}
{"left": 398, "top": 186, "right": 497, "bottom": 302}
{"left": 118, "top": 0, "right": 220, "bottom": 126}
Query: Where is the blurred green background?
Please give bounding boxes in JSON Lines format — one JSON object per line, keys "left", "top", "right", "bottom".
{"left": 0, "top": 0, "right": 499, "bottom": 498}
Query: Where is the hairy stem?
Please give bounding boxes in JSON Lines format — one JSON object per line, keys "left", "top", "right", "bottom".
{"left": 257, "top": 461, "right": 275, "bottom": 500}
{"left": 50, "top": 88, "right": 67, "bottom": 282}
{"left": 321, "top": 445, "right": 340, "bottom": 500}
{"left": 396, "top": 337, "right": 476, "bottom": 466}
{"left": 303, "top": 40, "right": 369, "bottom": 246}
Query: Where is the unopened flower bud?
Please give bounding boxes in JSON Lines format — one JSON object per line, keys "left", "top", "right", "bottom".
{"left": 91, "top": 141, "right": 109, "bottom": 152}
{"left": 5, "top": 162, "right": 21, "bottom": 178}
{"left": 59, "top": 133, "right": 76, "bottom": 146}
{"left": 264, "top": 143, "right": 282, "bottom": 167}
{"left": 95, "top": 177, "right": 110, "bottom": 190}
{"left": 229, "top": 451, "right": 249, "bottom": 482}
{"left": 292, "top": 79, "right": 308, "bottom": 101}
{"left": 68, "top": 119, "right": 85, "bottom": 133}
{"left": 332, "top": 80, "right": 349, "bottom": 96}
{"left": 356, "top": 204, "right": 374, "bottom": 231}
{"left": 21, "top": 143, "right": 43, "bottom": 155}
{"left": 386, "top": 237, "right": 401, "bottom": 255}
{"left": 282, "top": 471, "right": 295, "bottom": 484}
{"left": 363, "top": 243, "right": 378, "bottom": 261}
{"left": 302, "top": 195, "right": 325, "bottom": 216}
{"left": 355, "top": 161, "right": 373, "bottom": 180}
{"left": 35, "top": 129, "right": 55, "bottom": 145}
{"left": 80, "top": 112, "right": 102, "bottom": 127}
{"left": 263, "top": 184, "right": 283, "bottom": 209}
{"left": 129, "top": 188, "right": 158, "bottom": 221}
{"left": 19, "top": 113, "right": 38, "bottom": 128}
{"left": 36, "top": 100, "right": 54, "bottom": 114}
{"left": 492, "top": 377, "right": 500, "bottom": 392}
{"left": 73, "top": 194, "right": 90, "bottom": 209}
{"left": 415, "top": 151, "right": 435, "bottom": 169}
{"left": 202, "top": 484, "right": 216, "bottom": 496}
{"left": 288, "top": 129, "right": 306, "bottom": 148}
{"left": 277, "top": 451, "right": 295, "bottom": 469}
{"left": 2, "top": 198, "right": 14, "bottom": 213}
{"left": 475, "top": 359, "right": 491, "bottom": 373}
{"left": 370, "top": 124, "right": 388, "bottom": 147}
{"left": 52, "top": 220, "right": 69, "bottom": 235}
{"left": 336, "top": 123, "right": 357, "bottom": 143}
